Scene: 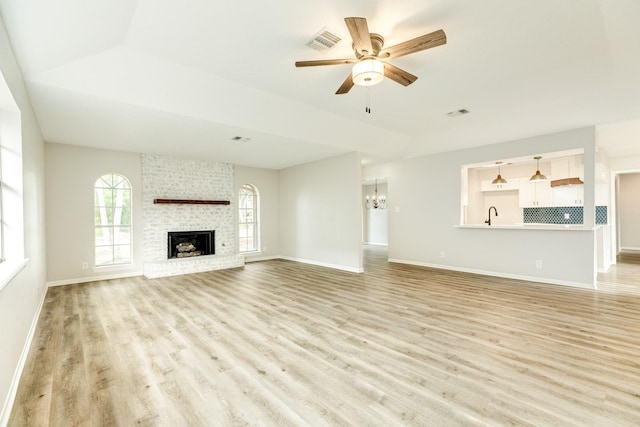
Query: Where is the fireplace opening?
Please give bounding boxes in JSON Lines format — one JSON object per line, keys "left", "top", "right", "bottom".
{"left": 167, "top": 230, "right": 215, "bottom": 259}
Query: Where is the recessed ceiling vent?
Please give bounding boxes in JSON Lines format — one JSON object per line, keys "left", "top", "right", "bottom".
{"left": 306, "top": 28, "right": 342, "bottom": 53}
{"left": 231, "top": 136, "right": 251, "bottom": 143}
{"left": 447, "top": 109, "right": 470, "bottom": 117}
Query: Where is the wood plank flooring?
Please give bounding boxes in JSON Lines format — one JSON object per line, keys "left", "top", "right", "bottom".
{"left": 9, "top": 246, "right": 640, "bottom": 426}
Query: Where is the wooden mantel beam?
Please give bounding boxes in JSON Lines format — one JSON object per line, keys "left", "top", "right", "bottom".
{"left": 153, "top": 199, "right": 230, "bottom": 205}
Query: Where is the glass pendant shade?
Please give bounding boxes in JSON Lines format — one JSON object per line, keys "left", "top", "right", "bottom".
{"left": 352, "top": 59, "right": 384, "bottom": 86}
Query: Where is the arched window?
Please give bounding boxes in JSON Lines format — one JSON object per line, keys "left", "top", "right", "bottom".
{"left": 238, "top": 184, "right": 259, "bottom": 252}
{"left": 94, "top": 173, "right": 132, "bottom": 266}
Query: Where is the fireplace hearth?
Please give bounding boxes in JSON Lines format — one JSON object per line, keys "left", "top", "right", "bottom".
{"left": 167, "top": 230, "right": 215, "bottom": 259}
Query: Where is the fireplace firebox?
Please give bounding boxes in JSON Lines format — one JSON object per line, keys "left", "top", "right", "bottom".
{"left": 167, "top": 230, "right": 215, "bottom": 259}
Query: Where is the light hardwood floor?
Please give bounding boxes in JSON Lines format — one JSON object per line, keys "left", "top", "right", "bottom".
{"left": 9, "top": 246, "right": 640, "bottom": 426}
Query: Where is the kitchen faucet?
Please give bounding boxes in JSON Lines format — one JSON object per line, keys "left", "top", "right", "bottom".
{"left": 485, "top": 206, "right": 498, "bottom": 226}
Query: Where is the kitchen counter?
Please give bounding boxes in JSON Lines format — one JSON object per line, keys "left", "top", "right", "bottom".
{"left": 456, "top": 223, "right": 599, "bottom": 231}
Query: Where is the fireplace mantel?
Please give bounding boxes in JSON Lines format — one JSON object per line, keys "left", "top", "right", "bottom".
{"left": 153, "top": 199, "right": 230, "bottom": 205}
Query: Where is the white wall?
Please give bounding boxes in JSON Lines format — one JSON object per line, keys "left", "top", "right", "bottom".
{"left": 279, "top": 152, "right": 363, "bottom": 272}
{"left": 618, "top": 173, "right": 640, "bottom": 251}
{"left": 362, "top": 183, "right": 388, "bottom": 245}
{"left": 235, "top": 166, "right": 280, "bottom": 261}
{"left": 0, "top": 17, "right": 47, "bottom": 424}
{"left": 387, "top": 127, "right": 598, "bottom": 287}
{"left": 45, "top": 144, "right": 143, "bottom": 284}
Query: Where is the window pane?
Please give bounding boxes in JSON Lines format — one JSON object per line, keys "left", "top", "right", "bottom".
{"left": 113, "top": 244, "right": 131, "bottom": 264}
{"left": 246, "top": 238, "right": 255, "bottom": 251}
{"left": 113, "top": 207, "right": 131, "bottom": 226}
{"left": 95, "top": 226, "right": 113, "bottom": 246}
{"left": 113, "top": 189, "right": 130, "bottom": 207}
{"left": 239, "top": 223, "right": 249, "bottom": 238}
{"left": 95, "top": 246, "right": 113, "bottom": 266}
{"left": 113, "top": 226, "right": 131, "bottom": 244}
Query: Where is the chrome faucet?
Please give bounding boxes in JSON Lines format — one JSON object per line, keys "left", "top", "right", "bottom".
{"left": 485, "top": 206, "right": 498, "bottom": 226}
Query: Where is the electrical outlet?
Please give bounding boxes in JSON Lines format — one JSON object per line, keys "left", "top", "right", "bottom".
{"left": 564, "top": 213, "right": 570, "bottom": 219}
{"left": 536, "top": 260, "right": 543, "bottom": 268}
{"left": 81, "top": 262, "right": 89, "bottom": 269}
{"left": 440, "top": 251, "right": 446, "bottom": 258}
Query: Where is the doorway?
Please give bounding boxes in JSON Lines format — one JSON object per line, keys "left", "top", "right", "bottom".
{"left": 362, "top": 179, "right": 388, "bottom": 246}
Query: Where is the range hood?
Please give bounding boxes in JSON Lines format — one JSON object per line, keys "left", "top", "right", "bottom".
{"left": 550, "top": 177, "right": 584, "bottom": 187}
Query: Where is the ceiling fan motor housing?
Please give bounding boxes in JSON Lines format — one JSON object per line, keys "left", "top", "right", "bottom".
{"left": 354, "top": 33, "right": 384, "bottom": 58}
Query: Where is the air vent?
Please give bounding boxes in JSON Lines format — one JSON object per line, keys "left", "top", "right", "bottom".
{"left": 306, "top": 28, "right": 342, "bottom": 52}
{"left": 231, "top": 136, "right": 251, "bottom": 143}
{"left": 446, "top": 109, "right": 470, "bottom": 117}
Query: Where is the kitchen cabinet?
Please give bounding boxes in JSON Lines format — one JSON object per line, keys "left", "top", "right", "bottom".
{"left": 551, "top": 156, "right": 584, "bottom": 182}
{"left": 480, "top": 179, "right": 519, "bottom": 192}
{"left": 550, "top": 155, "right": 584, "bottom": 206}
{"left": 552, "top": 184, "right": 584, "bottom": 206}
{"left": 519, "top": 179, "right": 552, "bottom": 207}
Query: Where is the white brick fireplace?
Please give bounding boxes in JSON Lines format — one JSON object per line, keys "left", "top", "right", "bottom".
{"left": 142, "top": 154, "right": 244, "bottom": 278}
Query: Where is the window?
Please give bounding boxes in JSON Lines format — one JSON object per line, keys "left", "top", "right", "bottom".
{"left": 0, "top": 158, "right": 4, "bottom": 262}
{"left": 0, "top": 74, "right": 27, "bottom": 292}
{"left": 94, "top": 174, "right": 132, "bottom": 266}
{"left": 238, "top": 184, "right": 259, "bottom": 252}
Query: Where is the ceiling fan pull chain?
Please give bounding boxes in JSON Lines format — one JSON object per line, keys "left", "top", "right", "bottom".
{"left": 365, "top": 86, "right": 371, "bottom": 113}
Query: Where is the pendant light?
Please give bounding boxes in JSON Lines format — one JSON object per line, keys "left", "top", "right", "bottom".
{"left": 529, "top": 156, "right": 548, "bottom": 181}
{"left": 491, "top": 161, "right": 507, "bottom": 185}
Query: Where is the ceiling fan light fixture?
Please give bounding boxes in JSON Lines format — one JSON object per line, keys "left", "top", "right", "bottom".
{"left": 352, "top": 59, "right": 384, "bottom": 86}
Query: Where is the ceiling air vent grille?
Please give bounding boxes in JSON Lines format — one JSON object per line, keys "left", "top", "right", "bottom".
{"left": 306, "top": 28, "right": 342, "bottom": 53}
{"left": 446, "top": 109, "right": 470, "bottom": 118}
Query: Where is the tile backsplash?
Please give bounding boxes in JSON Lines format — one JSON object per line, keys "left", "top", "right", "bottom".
{"left": 523, "top": 206, "right": 607, "bottom": 225}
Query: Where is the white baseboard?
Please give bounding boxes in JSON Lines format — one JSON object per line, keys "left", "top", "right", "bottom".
{"left": 0, "top": 284, "right": 47, "bottom": 427}
{"left": 244, "top": 255, "right": 281, "bottom": 263}
{"left": 279, "top": 256, "right": 364, "bottom": 273}
{"left": 47, "top": 271, "right": 142, "bottom": 287}
{"left": 620, "top": 247, "right": 640, "bottom": 254}
{"left": 363, "top": 242, "right": 389, "bottom": 247}
{"left": 388, "top": 258, "right": 596, "bottom": 289}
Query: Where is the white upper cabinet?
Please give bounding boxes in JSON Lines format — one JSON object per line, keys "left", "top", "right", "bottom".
{"left": 519, "top": 179, "right": 552, "bottom": 208}
{"left": 480, "top": 179, "right": 519, "bottom": 192}
{"left": 550, "top": 155, "right": 584, "bottom": 206}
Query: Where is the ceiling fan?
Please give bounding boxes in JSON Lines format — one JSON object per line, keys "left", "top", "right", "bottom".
{"left": 295, "top": 17, "right": 446, "bottom": 95}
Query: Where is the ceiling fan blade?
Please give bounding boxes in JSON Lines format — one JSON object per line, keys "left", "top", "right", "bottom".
{"left": 383, "top": 63, "right": 418, "bottom": 86}
{"left": 295, "top": 58, "right": 356, "bottom": 67}
{"left": 345, "top": 17, "right": 373, "bottom": 56}
{"left": 335, "top": 73, "right": 354, "bottom": 94}
{"left": 379, "top": 29, "right": 446, "bottom": 59}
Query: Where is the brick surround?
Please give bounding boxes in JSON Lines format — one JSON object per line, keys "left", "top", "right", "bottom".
{"left": 142, "top": 154, "right": 243, "bottom": 278}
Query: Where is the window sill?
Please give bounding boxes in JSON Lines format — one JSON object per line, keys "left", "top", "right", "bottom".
{"left": 0, "top": 258, "right": 30, "bottom": 293}
{"left": 92, "top": 263, "right": 134, "bottom": 272}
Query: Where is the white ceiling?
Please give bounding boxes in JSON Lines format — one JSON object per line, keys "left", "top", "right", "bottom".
{"left": 1, "top": 0, "right": 640, "bottom": 169}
